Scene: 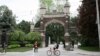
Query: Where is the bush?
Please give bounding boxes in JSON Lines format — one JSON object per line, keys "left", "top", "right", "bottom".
{"left": 79, "top": 37, "right": 99, "bottom": 47}
{"left": 25, "top": 44, "right": 33, "bottom": 47}
{"left": 8, "top": 44, "right": 20, "bottom": 49}
{"left": 9, "top": 30, "right": 26, "bottom": 47}
{"left": 26, "top": 32, "right": 41, "bottom": 41}
{"left": 9, "top": 30, "right": 25, "bottom": 42}
{"left": 26, "top": 32, "right": 42, "bottom": 45}
{"left": 9, "top": 41, "right": 19, "bottom": 45}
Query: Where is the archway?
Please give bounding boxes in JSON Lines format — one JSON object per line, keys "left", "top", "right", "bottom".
{"left": 40, "top": 15, "right": 70, "bottom": 47}
{"left": 39, "top": 0, "right": 70, "bottom": 47}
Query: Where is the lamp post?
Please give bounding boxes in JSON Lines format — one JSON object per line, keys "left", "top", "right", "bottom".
{"left": 96, "top": 0, "right": 100, "bottom": 48}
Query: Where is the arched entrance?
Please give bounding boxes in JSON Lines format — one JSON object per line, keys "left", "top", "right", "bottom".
{"left": 39, "top": 0, "right": 70, "bottom": 47}
{"left": 40, "top": 14, "right": 70, "bottom": 47}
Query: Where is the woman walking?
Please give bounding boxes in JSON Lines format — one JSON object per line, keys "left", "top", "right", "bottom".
{"left": 33, "top": 41, "right": 38, "bottom": 52}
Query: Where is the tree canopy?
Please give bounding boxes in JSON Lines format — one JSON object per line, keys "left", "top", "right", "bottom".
{"left": 0, "top": 5, "right": 16, "bottom": 31}
{"left": 17, "top": 20, "right": 30, "bottom": 34}
{"left": 34, "top": 20, "right": 40, "bottom": 28}
{"left": 78, "top": 0, "right": 100, "bottom": 46}
{"left": 46, "top": 23, "right": 65, "bottom": 44}
{"left": 69, "top": 17, "right": 78, "bottom": 42}
{"left": 40, "top": 0, "right": 53, "bottom": 11}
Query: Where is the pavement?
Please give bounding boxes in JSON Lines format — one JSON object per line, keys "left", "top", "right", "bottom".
{"left": 0, "top": 44, "right": 100, "bottom": 56}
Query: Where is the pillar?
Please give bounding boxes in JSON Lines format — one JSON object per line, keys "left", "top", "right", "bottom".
{"left": 41, "top": 32, "right": 45, "bottom": 47}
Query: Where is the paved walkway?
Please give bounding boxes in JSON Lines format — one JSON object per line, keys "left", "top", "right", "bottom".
{"left": 0, "top": 44, "right": 100, "bottom": 56}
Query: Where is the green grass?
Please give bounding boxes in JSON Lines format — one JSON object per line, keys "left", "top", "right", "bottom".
{"left": 79, "top": 46, "right": 100, "bottom": 52}
{"left": 6, "top": 47, "right": 33, "bottom": 52}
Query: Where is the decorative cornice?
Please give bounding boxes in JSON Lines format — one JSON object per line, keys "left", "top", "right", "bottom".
{"left": 42, "top": 14, "right": 68, "bottom": 18}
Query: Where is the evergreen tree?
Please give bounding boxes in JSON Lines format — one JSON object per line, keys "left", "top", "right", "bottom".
{"left": 17, "top": 20, "right": 30, "bottom": 34}
{"left": 0, "top": 5, "right": 16, "bottom": 47}
{"left": 78, "top": 0, "right": 100, "bottom": 46}
{"left": 0, "top": 5, "right": 16, "bottom": 31}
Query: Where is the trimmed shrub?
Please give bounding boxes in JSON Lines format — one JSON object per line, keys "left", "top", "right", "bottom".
{"left": 25, "top": 44, "right": 33, "bottom": 47}
{"left": 26, "top": 32, "right": 42, "bottom": 47}
{"left": 8, "top": 44, "right": 20, "bottom": 49}
{"left": 9, "top": 30, "right": 26, "bottom": 47}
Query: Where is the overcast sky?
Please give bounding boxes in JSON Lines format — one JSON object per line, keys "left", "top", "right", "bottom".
{"left": 0, "top": 0, "right": 81, "bottom": 23}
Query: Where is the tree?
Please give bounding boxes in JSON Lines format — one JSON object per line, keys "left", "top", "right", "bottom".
{"left": 17, "top": 20, "right": 30, "bottom": 34}
{"left": 40, "top": 0, "right": 53, "bottom": 12}
{"left": 0, "top": 5, "right": 16, "bottom": 48}
{"left": 78, "top": 0, "right": 100, "bottom": 46}
{"left": 69, "top": 31, "right": 78, "bottom": 43}
{"left": 0, "top": 5, "right": 16, "bottom": 31}
{"left": 70, "top": 17, "right": 78, "bottom": 27}
{"left": 56, "top": 4, "right": 64, "bottom": 12}
{"left": 69, "top": 17, "right": 78, "bottom": 42}
{"left": 45, "top": 23, "right": 65, "bottom": 46}
{"left": 34, "top": 20, "right": 40, "bottom": 28}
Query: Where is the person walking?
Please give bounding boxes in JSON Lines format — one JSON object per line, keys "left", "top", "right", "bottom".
{"left": 33, "top": 41, "right": 38, "bottom": 52}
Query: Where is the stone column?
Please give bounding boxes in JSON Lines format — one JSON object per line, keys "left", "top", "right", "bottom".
{"left": 41, "top": 32, "right": 45, "bottom": 47}
{"left": 64, "top": 32, "right": 70, "bottom": 47}
{"left": 64, "top": 32, "right": 70, "bottom": 41}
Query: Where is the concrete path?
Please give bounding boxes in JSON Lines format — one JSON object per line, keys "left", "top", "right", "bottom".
{"left": 0, "top": 44, "right": 100, "bottom": 56}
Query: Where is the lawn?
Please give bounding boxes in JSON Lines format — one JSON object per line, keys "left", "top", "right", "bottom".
{"left": 79, "top": 46, "right": 100, "bottom": 52}
{"left": 6, "top": 47, "right": 33, "bottom": 52}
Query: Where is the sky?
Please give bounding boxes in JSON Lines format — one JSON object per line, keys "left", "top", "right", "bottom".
{"left": 69, "top": 0, "right": 81, "bottom": 16}
{"left": 0, "top": 0, "right": 81, "bottom": 23}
